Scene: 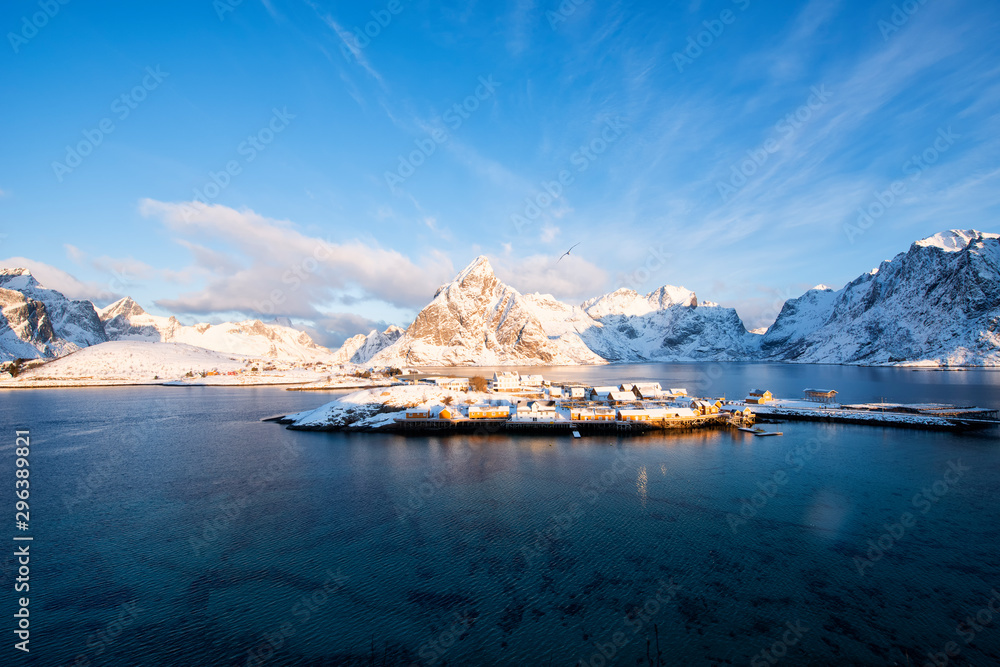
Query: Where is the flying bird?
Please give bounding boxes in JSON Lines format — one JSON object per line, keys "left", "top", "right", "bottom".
{"left": 557, "top": 242, "right": 581, "bottom": 263}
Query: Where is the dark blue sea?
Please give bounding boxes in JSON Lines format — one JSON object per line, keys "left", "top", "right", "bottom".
{"left": 3, "top": 363, "right": 1000, "bottom": 666}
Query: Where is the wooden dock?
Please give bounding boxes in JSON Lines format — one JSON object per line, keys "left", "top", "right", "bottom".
{"left": 388, "top": 414, "right": 729, "bottom": 435}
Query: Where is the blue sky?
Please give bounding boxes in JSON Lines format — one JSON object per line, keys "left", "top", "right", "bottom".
{"left": 1, "top": 0, "right": 998, "bottom": 345}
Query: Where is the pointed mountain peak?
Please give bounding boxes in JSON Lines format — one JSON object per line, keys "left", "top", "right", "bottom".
{"left": 100, "top": 296, "right": 146, "bottom": 320}
{"left": 455, "top": 255, "right": 495, "bottom": 281}
{"left": 914, "top": 229, "right": 999, "bottom": 253}
{"left": 646, "top": 285, "right": 697, "bottom": 308}
{"left": 0, "top": 268, "right": 40, "bottom": 291}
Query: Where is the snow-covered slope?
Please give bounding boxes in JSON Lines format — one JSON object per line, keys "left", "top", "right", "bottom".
{"left": 579, "top": 287, "right": 755, "bottom": 361}
{"left": 0, "top": 268, "right": 108, "bottom": 361}
{"left": 761, "top": 229, "right": 1000, "bottom": 365}
{"left": 99, "top": 297, "right": 333, "bottom": 362}
{"left": 332, "top": 325, "right": 405, "bottom": 365}
{"left": 13, "top": 340, "right": 247, "bottom": 381}
{"left": 370, "top": 257, "right": 604, "bottom": 366}
{"left": 520, "top": 293, "right": 608, "bottom": 365}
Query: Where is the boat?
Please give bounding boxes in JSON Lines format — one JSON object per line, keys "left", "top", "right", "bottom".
{"left": 737, "top": 426, "right": 783, "bottom": 436}
{"left": 572, "top": 430, "right": 582, "bottom": 439}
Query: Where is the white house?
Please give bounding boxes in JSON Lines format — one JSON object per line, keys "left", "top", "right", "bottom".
{"left": 627, "top": 383, "right": 664, "bottom": 399}
{"left": 570, "top": 407, "right": 616, "bottom": 421}
{"left": 589, "top": 386, "right": 620, "bottom": 401}
{"left": 617, "top": 407, "right": 698, "bottom": 421}
{"left": 513, "top": 400, "right": 558, "bottom": 422}
{"left": 607, "top": 391, "right": 638, "bottom": 405}
{"left": 520, "top": 374, "right": 545, "bottom": 387}
{"left": 492, "top": 371, "right": 521, "bottom": 392}
{"left": 429, "top": 377, "right": 469, "bottom": 391}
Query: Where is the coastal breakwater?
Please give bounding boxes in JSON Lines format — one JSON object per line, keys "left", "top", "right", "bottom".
{"left": 751, "top": 403, "right": 1000, "bottom": 432}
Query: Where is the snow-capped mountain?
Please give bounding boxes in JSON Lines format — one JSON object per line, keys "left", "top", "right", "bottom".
{"left": 370, "top": 256, "right": 605, "bottom": 366}
{"left": 0, "top": 268, "right": 108, "bottom": 361}
{"left": 6, "top": 228, "right": 998, "bottom": 369}
{"left": 331, "top": 325, "right": 405, "bottom": 365}
{"left": 578, "top": 287, "right": 755, "bottom": 361}
{"left": 519, "top": 293, "right": 608, "bottom": 365}
{"left": 761, "top": 229, "right": 1000, "bottom": 365}
{"left": 99, "top": 296, "right": 333, "bottom": 362}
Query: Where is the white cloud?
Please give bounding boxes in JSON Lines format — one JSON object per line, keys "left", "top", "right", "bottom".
{"left": 307, "top": 2, "right": 385, "bottom": 84}
{"left": 139, "top": 199, "right": 455, "bottom": 318}
{"left": 0, "top": 256, "right": 121, "bottom": 303}
{"left": 540, "top": 225, "right": 560, "bottom": 243}
{"left": 493, "top": 253, "right": 608, "bottom": 301}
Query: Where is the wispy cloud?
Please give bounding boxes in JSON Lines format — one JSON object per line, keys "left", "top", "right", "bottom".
{"left": 506, "top": 0, "right": 536, "bottom": 55}
{"left": 139, "top": 199, "right": 455, "bottom": 318}
{"left": 306, "top": 1, "right": 385, "bottom": 84}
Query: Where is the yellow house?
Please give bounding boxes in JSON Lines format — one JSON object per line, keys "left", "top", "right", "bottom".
{"left": 469, "top": 405, "right": 510, "bottom": 419}
{"left": 405, "top": 409, "right": 430, "bottom": 420}
{"left": 746, "top": 389, "right": 774, "bottom": 404}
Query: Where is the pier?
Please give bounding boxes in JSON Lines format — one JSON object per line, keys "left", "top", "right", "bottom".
{"left": 750, "top": 403, "right": 1000, "bottom": 431}
{"left": 388, "top": 414, "right": 730, "bottom": 435}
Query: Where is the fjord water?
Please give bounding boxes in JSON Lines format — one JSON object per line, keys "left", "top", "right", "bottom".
{"left": 3, "top": 364, "right": 999, "bottom": 665}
